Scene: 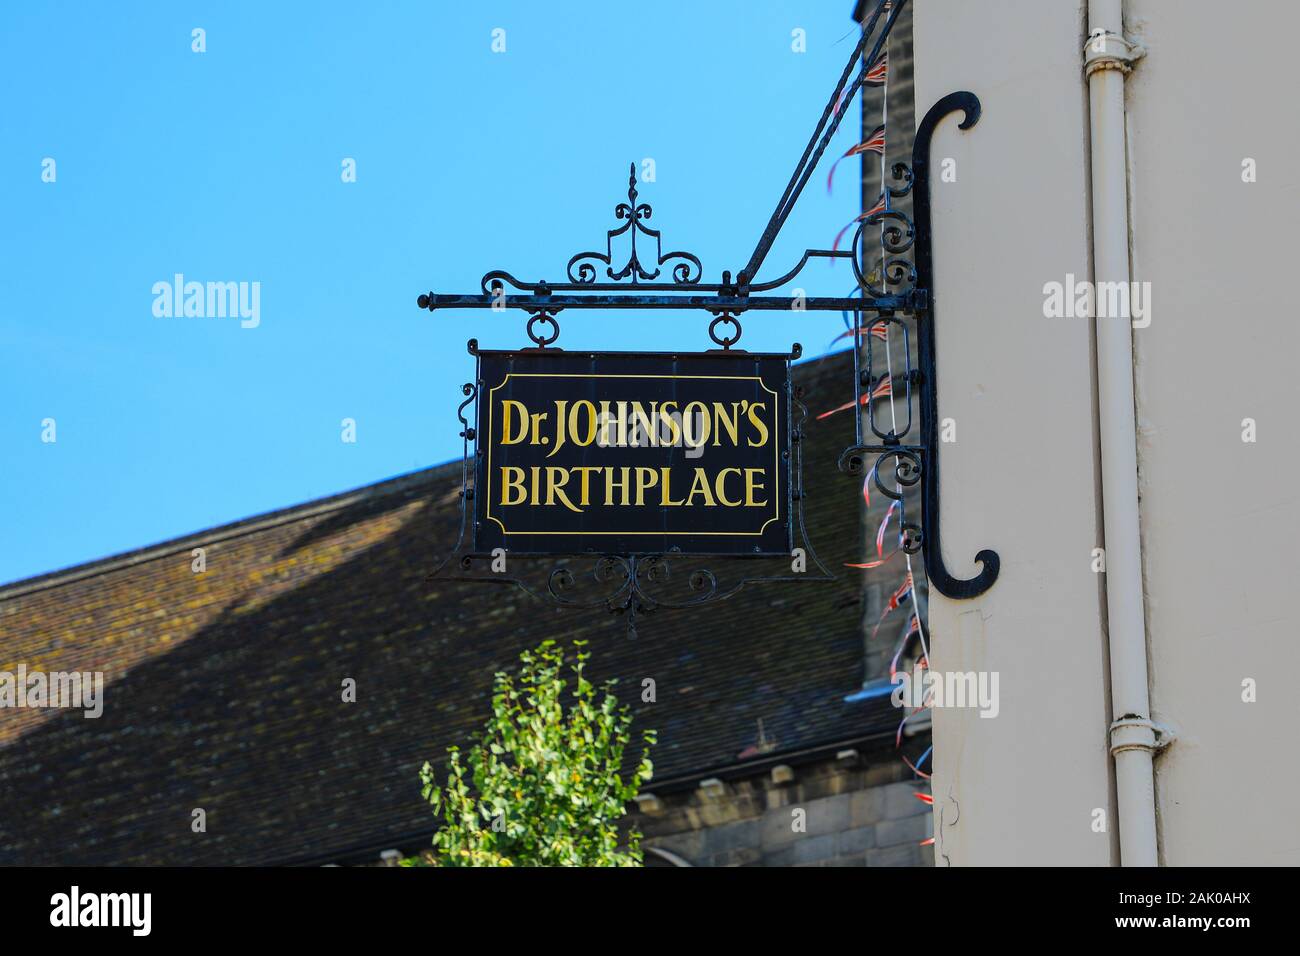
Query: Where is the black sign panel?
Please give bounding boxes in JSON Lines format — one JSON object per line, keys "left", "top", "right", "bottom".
{"left": 473, "top": 349, "right": 792, "bottom": 556}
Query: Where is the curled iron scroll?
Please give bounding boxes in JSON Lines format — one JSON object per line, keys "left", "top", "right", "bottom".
{"left": 912, "top": 91, "right": 1000, "bottom": 599}
{"left": 566, "top": 164, "right": 703, "bottom": 286}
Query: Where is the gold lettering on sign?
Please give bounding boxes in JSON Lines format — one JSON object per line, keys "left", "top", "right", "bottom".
{"left": 501, "top": 466, "right": 527, "bottom": 505}
{"left": 500, "top": 402, "right": 530, "bottom": 445}
{"left": 746, "top": 402, "right": 770, "bottom": 447}
{"left": 496, "top": 465, "right": 771, "bottom": 513}
{"left": 486, "top": 377, "right": 780, "bottom": 536}
{"left": 500, "top": 398, "right": 772, "bottom": 451}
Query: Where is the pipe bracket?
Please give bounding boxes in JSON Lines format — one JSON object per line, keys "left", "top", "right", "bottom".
{"left": 1109, "top": 716, "right": 1175, "bottom": 757}
{"left": 1084, "top": 30, "right": 1146, "bottom": 77}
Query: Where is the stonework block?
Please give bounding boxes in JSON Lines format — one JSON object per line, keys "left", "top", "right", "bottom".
{"left": 882, "top": 781, "right": 930, "bottom": 819}
{"left": 701, "top": 818, "right": 759, "bottom": 857}
{"left": 836, "top": 825, "right": 877, "bottom": 855}
{"left": 627, "top": 749, "right": 933, "bottom": 867}
{"left": 765, "top": 787, "right": 792, "bottom": 811}
{"left": 804, "top": 792, "right": 852, "bottom": 835}
{"left": 761, "top": 845, "right": 796, "bottom": 867}
{"left": 646, "top": 829, "right": 705, "bottom": 863}
{"left": 875, "top": 812, "right": 931, "bottom": 848}
{"left": 863, "top": 760, "right": 912, "bottom": 787}
{"left": 850, "top": 786, "right": 888, "bottom": 827}
{"left": 866, "top": 843, "right": 920, "bottom": 867}
{"left": 714, "top": 846, "right": 763, "bottom": 867}
{"left": 696, "top": 798, "right": 744, "bottom": 828}
{"left": 759, "top": 805, "right": 803, "bottom": 848}
{"left": 792, "top": 833, "right": 838, "bottom": 864}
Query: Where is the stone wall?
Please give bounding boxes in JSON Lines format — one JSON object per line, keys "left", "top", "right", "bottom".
{"left": 633, "top": 744, "right": 934, "bottom": 867}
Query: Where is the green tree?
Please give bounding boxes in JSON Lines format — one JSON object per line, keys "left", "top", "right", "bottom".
{"left": 413, "top": 639, "right": 656, "bottom": 866}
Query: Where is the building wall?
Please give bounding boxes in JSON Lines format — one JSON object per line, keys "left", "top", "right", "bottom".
{"left": 913, "top": 0, "right": 1115, "bottom": 865}
{"left": 1124, "top": 0, "right": 1300, "bottom": 865}
{"left": 915, "top": 0, "right": 1300, "bottom": 865}
{"left": 634, "top": 747, "right": 934, "bottom": 867}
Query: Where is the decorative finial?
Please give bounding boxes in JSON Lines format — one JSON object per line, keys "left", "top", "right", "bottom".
{"left": 564, "top": 165, "right": 703, "bottom": 286}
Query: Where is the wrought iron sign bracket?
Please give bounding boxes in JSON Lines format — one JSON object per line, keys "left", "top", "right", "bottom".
{"left": 833, "top": 90, "right": 1000, "bottom": 600}
{"left": 419, "top": 0, "right": 999, "bottom": 625}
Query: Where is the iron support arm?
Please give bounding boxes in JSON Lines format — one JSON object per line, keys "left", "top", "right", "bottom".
{"left": 417, "top": 292, "right": 922, "bottom": 313}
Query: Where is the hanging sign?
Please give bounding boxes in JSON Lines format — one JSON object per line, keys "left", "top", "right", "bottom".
{"left": 473, "top": 348, "right": 792, "bottom": 556}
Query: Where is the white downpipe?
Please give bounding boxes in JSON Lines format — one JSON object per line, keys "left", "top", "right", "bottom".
{"left": 1085, "top": 0, "right": 1160, "bottom": 867}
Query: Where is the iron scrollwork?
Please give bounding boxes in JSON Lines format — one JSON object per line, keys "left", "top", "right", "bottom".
{"left": 851, "top": 164, "right": 919, "bottom": 298}
{"left": 838, "top": 92, "right": 999, "bottom": 599}
{"left": 420, "top": 0, "right": 1000, "bottom": 617}
{"left": 567, "top": 163, "right": 703, "bottom": 286}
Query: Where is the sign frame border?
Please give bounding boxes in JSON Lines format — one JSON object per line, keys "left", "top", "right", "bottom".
{"left": 470, "top": 346, "right": 797, "bottom": 559}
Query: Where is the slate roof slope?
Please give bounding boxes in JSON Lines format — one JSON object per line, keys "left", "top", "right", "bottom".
{"left": 0, "top": 349, "right": 900, "bottom": 865}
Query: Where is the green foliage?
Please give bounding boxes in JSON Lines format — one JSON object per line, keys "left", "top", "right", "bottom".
{"left": 416, "top": 639, "right": 656, "bottom": 867}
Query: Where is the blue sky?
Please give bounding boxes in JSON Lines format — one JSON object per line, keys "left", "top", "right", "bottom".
{"left": 0, "top": 1, "right": 868, "bottom": 585}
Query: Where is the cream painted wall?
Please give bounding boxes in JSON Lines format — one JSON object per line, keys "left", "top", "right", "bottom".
{"left": 1125, "top": 1, "right": 1300, "bottom": 866}
{"left": 913, "top": 0, "right": 1113, "bottom": 865}
{"left": 916, "top": 0, "right": 1300, "bottom": 865}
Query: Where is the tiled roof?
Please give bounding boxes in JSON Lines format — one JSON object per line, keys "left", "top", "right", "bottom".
{"left": 0, "top": 349, "right": 903, "bottom": 865}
